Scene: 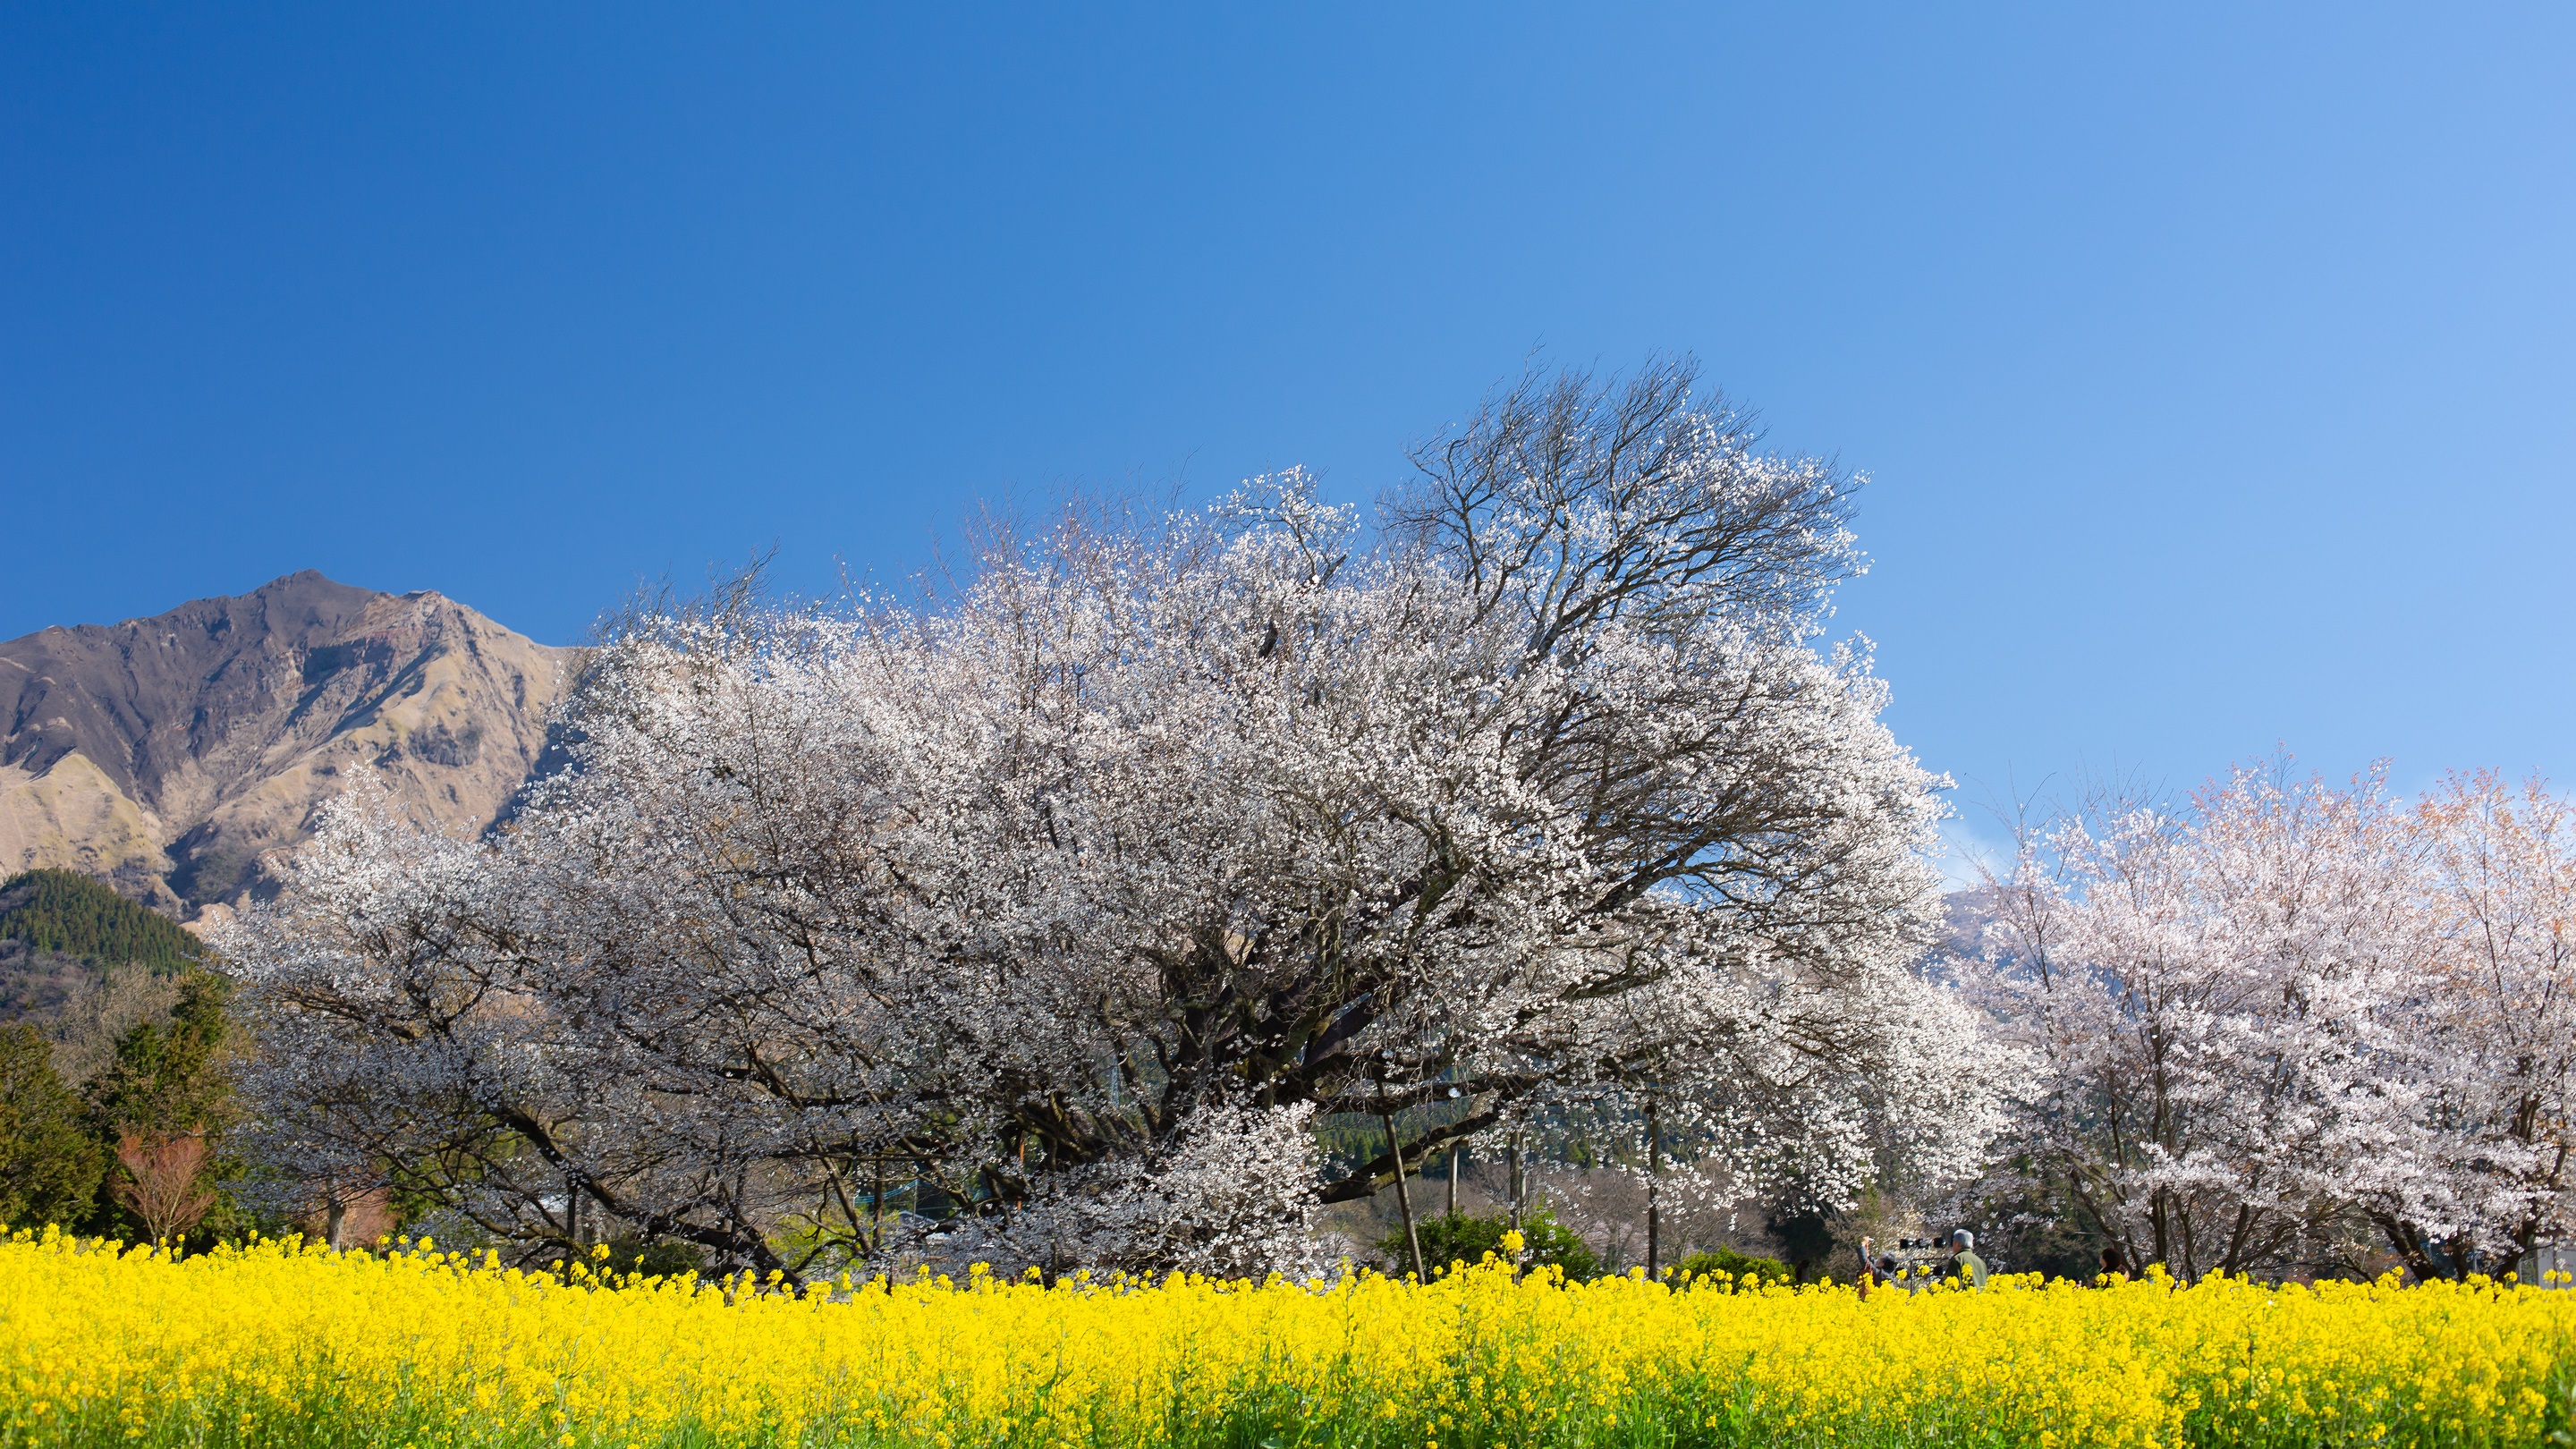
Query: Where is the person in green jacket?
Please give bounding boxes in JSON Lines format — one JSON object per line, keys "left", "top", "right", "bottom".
{"left": 1947, "top": 1229, "right": 1988, "bottom": 1287}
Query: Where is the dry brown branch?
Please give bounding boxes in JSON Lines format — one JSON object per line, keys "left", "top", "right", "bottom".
{"left": 114, "top": 1128, "right": 217, "bottom": 1245}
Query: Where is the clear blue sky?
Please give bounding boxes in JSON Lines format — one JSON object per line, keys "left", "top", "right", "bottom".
{"left": 5, "top": 4, "right": 2571, "bottom": 841}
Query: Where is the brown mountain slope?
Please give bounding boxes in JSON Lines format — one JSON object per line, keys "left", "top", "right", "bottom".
{"left": 0, "top": 572, "right": 572, "bottom": 915}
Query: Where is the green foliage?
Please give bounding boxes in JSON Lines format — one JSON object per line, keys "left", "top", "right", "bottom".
{"left": 0, "top": 929, "right": 242, "bottom": 1239}
{"left": 1672, "top": 1245, "right": 1794, "bottom": 1287}
{"left": 0, "top": 869, "right": 204, "bottom": 973}
{"left": 87, "top": 968, "right": 233, "bottom": 1136}
{"left": 1381, "top": 1206, "right": 1603, "bottom": 1282}
{"left": 84, "top": 968, "right": 240, "bottom": 1244}
{"left": 1313, "top": 1100, "right": 1479, "bottom": 1179}
{"left": 0, "top": 1025, "right": 103, "bottom": 1228}
{"left": 600, "top": 1234, "right": 708, "bottom": 1279}
{"left": 1765, "top": 1207, "right": 1838, "bottom": 1281}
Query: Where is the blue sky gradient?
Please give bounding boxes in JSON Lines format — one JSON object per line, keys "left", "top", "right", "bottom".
{"left": 4, "top": 3, "right": 2570, "bottom": 839}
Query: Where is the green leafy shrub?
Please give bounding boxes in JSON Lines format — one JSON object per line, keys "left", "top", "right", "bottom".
{"left": 1672, "top": 1245, "right": 1794, "bottom": 1287}
{"left": 1379, "top": 1206, "right": 1602, "bottom": 1281}
{"left": 601, "top": 1234, "right": 708, "bottom": 1278}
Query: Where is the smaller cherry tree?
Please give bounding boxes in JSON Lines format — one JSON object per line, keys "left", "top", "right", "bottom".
{"left": 1967, "top": 762, "right": 2576, "bottom": 1281}
{"left": 2357, "top": 773, "right": 2576, "bottom": 1275}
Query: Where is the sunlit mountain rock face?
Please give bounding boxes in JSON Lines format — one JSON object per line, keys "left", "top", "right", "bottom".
{"left": 0, "top": 572, "right": 570, "bottom": 918}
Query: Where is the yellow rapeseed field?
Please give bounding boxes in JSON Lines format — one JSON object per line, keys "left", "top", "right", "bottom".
{"left": 4, "top": 1226, "right": 2571, "bottom": 1448}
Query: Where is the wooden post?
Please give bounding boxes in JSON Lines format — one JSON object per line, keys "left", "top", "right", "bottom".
{"left": 1377, "top": 1067, "right": 1425, "bottom": 1281}
{"left": 1446, "top": 1145, "right": 1459, "bottom": 1216}
{"left": 1645, "top": 1098, "right": 1663, "bottom": 1280}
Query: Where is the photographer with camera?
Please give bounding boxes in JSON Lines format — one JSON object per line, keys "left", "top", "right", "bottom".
{"left": 1853, "top": 1236, "right": 1904, "bottom": 1297}
{"left": 1862, "top": 1231, "right": 1987, "bottom": 1291}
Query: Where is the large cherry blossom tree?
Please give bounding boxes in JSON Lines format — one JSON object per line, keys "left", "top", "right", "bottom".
{"left": 224, "top": 360, "right": 1990, "bottom": 1279}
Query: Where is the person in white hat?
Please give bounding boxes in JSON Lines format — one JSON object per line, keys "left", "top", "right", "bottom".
{"left": 1947, "top": 1228, "right": 1988, "bottom": 1288}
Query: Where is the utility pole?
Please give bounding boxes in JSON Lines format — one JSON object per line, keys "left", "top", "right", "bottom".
{"left": 1507, "top": 1127, "right": 1525, "bottom": 1233}
{"left": 1437, "top": 1083, "right": 1464, "bottom": 1217}
{"left": 1376, "top": 1052, "right": 1425, "bottom": 1281}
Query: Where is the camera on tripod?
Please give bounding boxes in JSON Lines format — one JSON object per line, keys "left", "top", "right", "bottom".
{"left": 1883, "top": 1238, "right": 1958, "bottom": 1280}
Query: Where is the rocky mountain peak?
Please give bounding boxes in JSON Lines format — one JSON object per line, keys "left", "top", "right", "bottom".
{"left": 0, "top": 572, "right": 572, "bottom": 915}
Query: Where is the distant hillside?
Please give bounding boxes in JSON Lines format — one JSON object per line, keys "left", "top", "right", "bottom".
{"left": 0, "top": 572, "right": 572, "bottom": 917}
{"left": 0, "top": 868, "right": 208, "bottom": 1045}
{"left": 0, "top": 869, "right": 202, "bottom": 973}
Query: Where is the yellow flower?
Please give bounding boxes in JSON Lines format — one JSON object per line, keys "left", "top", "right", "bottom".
{"left": 1, "top": 1232, "right": 2563, "bottom": 1448}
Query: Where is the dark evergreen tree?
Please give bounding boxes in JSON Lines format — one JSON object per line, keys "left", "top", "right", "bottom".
{"left": 88, "top": 969, "right": 233, "bottom": 1138}
{"left": 0, "top": 1025, "right": 104, "bottom": 1229}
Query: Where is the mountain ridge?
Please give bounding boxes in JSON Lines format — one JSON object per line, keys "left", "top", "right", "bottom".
{"left": 0, "top": 572, "right": 573, "bottom": 918}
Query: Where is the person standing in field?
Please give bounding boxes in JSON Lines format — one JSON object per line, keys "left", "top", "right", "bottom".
{"left": 1948, "top": 1229, "right": 1987, "bottom": 1288}
{"left": 1855, "top": 1236, "right": 1904, "bottom": 1297}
